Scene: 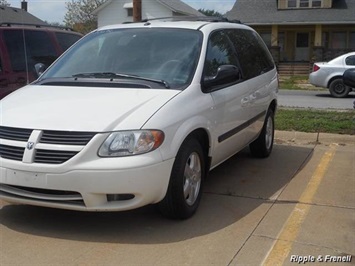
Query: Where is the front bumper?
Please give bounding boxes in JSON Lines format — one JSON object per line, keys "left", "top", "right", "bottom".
{"left": 0, "top": 158, "right": 175, "bottom": 211}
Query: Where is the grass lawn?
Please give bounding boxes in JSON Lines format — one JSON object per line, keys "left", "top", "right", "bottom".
{"left": 279, "top": 75, "right": 323, "bottom": 91}
{"left": 275, "top": 108, "right": 355, "bottom": 135}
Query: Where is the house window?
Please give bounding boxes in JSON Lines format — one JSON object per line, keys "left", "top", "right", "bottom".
{"left": 350, "top": 32, "right": 355, "bottom": 49}
{"left": 312, "top": 0, "right": 322, "bottom": 7}
{"left": 123, "top": 3, "right": 134, "bottom": 17}
{"left": 322, "top": 32, "right": 329, "bottom": 48}
{"left": 127, "top": 8, "right": 133, "bottom": 17}
{"left": 260, "top": 33, "right": 271, "bottom": 47}
{"left": 287, "top": 0, "right": 322, "bottom": 8}
{"left": 331, "top": 32, "right": 346, "bottom": 49}
{"left": 288, "top": 0, "right": 297, "bottom": 8}
{"left": 299, "top": 0, "right": 309, "bottom": 8}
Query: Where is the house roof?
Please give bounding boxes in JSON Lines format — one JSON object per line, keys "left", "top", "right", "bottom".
{"left": 226, "top": 0, "right": 355, "bottom": 25}
{"left": 93, "top": 0, "right": 202, "bottom": 16}
{"left": 156, "top": 0, "right": 202, "bottom": 16}
{"left": 0, "top": 5, "right": 47, "bottom": 25}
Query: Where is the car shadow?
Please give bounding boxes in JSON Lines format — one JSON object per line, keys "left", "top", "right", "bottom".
{"left": 0, "top": 144, "right": 314, "bottom": 244}
{"left": 315, "top": 93, "right": 355, "bottom": 99}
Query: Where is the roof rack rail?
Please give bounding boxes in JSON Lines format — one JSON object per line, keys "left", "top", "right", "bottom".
{"left": 136, "top": 16, "right": 241, "bottom": 24}
{"left": 0, "top": 22, "right": 75, "bottom": 31}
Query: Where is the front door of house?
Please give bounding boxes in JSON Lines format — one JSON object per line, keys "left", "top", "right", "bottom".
{"left": 295, "top": 32, "right": 309, "bottom": 61}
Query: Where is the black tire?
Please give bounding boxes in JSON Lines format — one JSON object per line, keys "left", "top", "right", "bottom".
{"left": 158, "top": 137, "right": 205, "bottom": 219}
{"left": 329, "top": 78, "right": 350, "bottom": 98}
{"left": 249, "top": 109, "right": 275, "bottom": 158}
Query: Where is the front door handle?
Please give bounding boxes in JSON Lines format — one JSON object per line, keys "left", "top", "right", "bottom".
{"left": 241, "top": 97, "right": 249, "bottom": 107}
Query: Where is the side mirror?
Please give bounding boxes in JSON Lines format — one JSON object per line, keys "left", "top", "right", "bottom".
{"left": 343, "top": 69, "right": 355, "bottom": 88}
{"left": 203, "top": 65, "right": 240, "bottom": 92}
{"left": 34, "top": 63, "right": 47, "bottom": 78}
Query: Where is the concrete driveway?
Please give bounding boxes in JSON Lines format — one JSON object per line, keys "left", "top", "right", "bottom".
{"left": 1, "top": 131, "right": 354, "bottom": 265}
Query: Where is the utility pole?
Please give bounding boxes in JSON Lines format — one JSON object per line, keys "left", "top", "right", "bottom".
{"left": 133, "top": 0, "right": 142, "bottom": 22}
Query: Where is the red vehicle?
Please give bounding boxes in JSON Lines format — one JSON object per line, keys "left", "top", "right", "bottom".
{"left": 0, "top": 23, "right": 82, "bottom": 99}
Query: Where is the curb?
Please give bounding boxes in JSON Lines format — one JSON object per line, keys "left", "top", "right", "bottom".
{"left": 275, "top": 130, "right": 354, "bottom": 145}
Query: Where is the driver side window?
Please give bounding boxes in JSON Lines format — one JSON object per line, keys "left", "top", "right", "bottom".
{"left": 204, "top": 31, "right": 238, "bottom": 77}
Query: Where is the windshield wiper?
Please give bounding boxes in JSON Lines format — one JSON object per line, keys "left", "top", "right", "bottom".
{"left": 72, "top": 72, "right": 170, "bottom": 89}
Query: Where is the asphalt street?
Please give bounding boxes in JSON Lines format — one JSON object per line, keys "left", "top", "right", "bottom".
{"left": 278, "top": 89, "right": 355, "bottom": 110}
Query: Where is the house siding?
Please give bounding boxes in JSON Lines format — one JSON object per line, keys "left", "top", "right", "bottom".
{"left": 97, "top": 0, "right": 132, "bottom": 27}
{"left": 97, "top": 0, "right": 173, "bottom": 27}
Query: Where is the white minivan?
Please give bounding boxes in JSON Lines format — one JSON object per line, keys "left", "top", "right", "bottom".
{"left": 0, "top": 18, "right": 278, "bottom": 219}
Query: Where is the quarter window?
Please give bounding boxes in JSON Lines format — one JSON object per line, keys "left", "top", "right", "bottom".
{"left": 345, "top": 55, "right": 355, "bottom": 66}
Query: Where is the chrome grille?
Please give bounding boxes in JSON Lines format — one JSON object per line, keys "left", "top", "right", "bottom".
{"left": 0, "top": 126, "right": 32, "bottom": 141}
{"left": 0, "top": 126, "right": 94, "bottom": 164}
{"left": 34, "top": 149, "right": 79, "bottom": 164}
{"left": 0, "top": 144, "right": 25, "bottom": 161}
{"left": 40, "top": 130, "right": 96, "bottom": 145}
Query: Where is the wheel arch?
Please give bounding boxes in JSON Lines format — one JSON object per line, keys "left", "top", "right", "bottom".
{"left": 184, "top": 128, "right": 212, "bottom": 174}
{"left": 269, "top": 99, "right": 277, "bottom": 114}
{"left": 327, "top": 75, "right": 343, "bottom": 88}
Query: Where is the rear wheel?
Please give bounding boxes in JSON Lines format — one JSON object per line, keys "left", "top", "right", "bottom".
{"left": 158, "top": 137, "right": 205, "bottom": 219}
{"left": 329, "top": 78, "right": 350, "bottom": 98}
{"left": 249, "top": 109, "right": 274, "bottom": 158}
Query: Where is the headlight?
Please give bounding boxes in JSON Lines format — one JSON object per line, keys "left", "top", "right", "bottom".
{"left": 98, "top": 130, "right": 164, "bottom": 157}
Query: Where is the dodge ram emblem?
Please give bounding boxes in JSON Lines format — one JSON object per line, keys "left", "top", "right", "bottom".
{"left": 26, "top": 142, "right": 34, "bottom": 150}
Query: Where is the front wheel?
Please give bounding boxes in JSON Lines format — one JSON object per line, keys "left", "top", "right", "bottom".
{"left": 329, "top": 78, "right": 350, "bottom": 98}
{"left": 249, "top": 109, "right": 275, "bottom": 158}
{"left": 158, "top": 137, "right": 205, "bottom": 219}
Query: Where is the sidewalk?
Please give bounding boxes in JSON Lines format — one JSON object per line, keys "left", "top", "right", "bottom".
{"left": 275, "top": 130, "right": 354, "bottom": 145}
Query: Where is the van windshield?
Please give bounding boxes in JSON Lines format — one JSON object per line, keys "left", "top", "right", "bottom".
{"left": 40, "top": 28, "right": 203, "bottom": 89}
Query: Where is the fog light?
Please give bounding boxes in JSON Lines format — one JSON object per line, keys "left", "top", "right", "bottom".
{"left": 107, "top": 194, "right": 135, "bottom": 202}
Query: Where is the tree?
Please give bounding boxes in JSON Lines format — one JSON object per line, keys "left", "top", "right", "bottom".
{"left": 64, "top": 0, "right": 105, "bottom": 34}
{"left": 0, "top": 0, "right": 10, "bottom": 6}
{"left": 198, "top": 9, "right": 224, "bottom": 18}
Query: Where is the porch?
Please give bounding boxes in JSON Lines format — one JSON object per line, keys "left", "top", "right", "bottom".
{"left": 255, "top": 24, "right": 355, "bottom": 65}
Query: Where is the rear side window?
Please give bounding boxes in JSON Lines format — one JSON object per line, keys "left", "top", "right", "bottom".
{"left": 226, "top": 29, "right": 274, "bottom": 80}
{"left": 345, "top": 55, "right": 355, "bottom": 66}
{"left": 4, "top": 29, "right": 57, "bottom": 72}
{"left": 55, "top": 32, "right": 81, "bottom": 51}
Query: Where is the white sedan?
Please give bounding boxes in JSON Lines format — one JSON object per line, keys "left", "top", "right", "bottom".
{"left": 309, "top": 52, "right": 355, "bottom": 98}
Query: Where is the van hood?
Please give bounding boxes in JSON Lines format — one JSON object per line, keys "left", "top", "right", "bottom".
{"left": 0, "top": 85, "right": 180, "bottom": 132}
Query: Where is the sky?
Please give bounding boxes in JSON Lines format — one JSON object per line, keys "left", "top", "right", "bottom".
{"left": 6, "top": 0, "right": 236, "bottom": 24}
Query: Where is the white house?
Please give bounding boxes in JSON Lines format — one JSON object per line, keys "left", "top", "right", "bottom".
{"left": 93, "top": 0, "right": 203, "bottom": 28}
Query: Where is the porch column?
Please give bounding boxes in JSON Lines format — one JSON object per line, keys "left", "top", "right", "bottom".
{"left": 270, "top": 25, "right": 280, "bottom": 65}
{"left": 312, "top": 24, "right": 324, "bottom": 63}
{"left": 314, "top": 24, "right": 322, "bottom": 46}
{"left": 271, "top": 25, "right": 278, "bottom": 47}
